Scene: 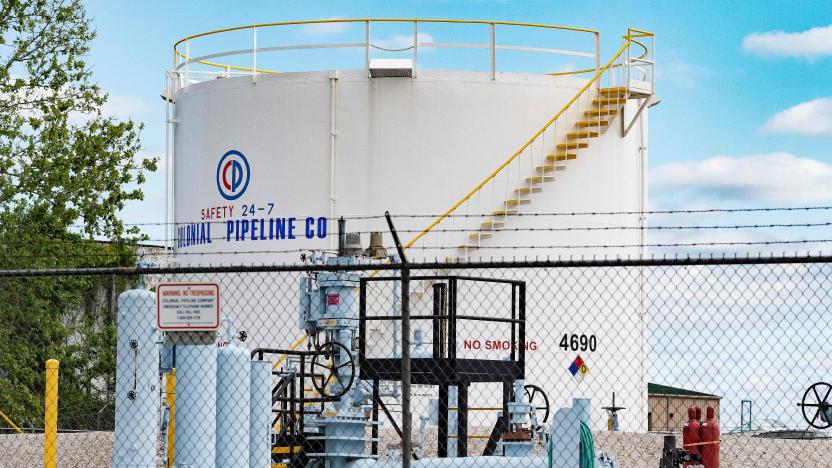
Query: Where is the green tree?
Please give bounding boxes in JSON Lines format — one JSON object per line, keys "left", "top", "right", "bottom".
{"left": 0, "top": 0, "right": 157, "bottom": 430}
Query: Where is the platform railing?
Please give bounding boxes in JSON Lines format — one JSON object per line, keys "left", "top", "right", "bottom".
{"left": 403, "top": 29, "right": 654, "bottom": 261}
{"left": 171, "top": 18, "right": 600, "bottom": 90}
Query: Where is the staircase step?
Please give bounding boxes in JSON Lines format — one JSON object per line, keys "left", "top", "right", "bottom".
{"left": 599, "top": 87, "right": 628, "bottom": 97}
{"left": 567, "top": 131, "right": 599, "bottom": 139}
{"left": 492, "top": 209, "right": 518, "bottom": 216}
{"left": 524, "top": 176, "right": 549, "bottom": 183}
{"left": 457, "top": 244, "right": 480, "bottom": 251}
{"left": 504, "top": 198, "right": 531, "bottom": 206}
{"left": 480, "top": 220, "right": 505, "bottom": 229}
{"left": 468, "top": 232, "right": 493, "bottom": 239}
{"left": 537, "top": 164, "right": 567, "bottom": 173}
{"left": 547, "top": 153, "right": 576, "bottom": 162}
{"left": 585, "top": 108, "right": 618, "bottom": 117}
{"left": 593, "top": 97, "right": 626, "bottom": 106}
{"left": 576, "top": 120, "right": 610, "bottom": 128}
{"left": 515, "top": 186, "right": 542, "bottom": 194}
{"left": 556, "top": 142, "right": 588, "bottom": 150}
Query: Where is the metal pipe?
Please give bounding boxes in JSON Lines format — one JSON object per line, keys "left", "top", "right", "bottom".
{"left": 385, "top": 212, "right": 411, "bottom": 468}
{"left": 329, "top": 74, "right": 338, "bottom": 250}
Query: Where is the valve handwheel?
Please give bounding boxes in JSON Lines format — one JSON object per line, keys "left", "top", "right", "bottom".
{"left": 511, "top": 383, "right": 550, "bottom": 428}
{"left": 311, "top": 341, "right": 355, "bottom": 399}
{"left": 798, "top": 382, "right": 832, "bottom": 429}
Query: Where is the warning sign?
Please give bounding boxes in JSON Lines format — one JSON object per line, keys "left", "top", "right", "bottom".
{"left": 568, "top": 355, "right": 589, "bottom": 381}
{"left": 157, "top": 283, "right": 220, "bottom": 331}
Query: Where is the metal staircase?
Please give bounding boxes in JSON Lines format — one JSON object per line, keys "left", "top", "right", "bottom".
{"left": 399, "top": 29, "right": 655, "bottom": 262}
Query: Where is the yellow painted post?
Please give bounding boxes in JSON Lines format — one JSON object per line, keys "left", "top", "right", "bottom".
{"left": 165, "top": 369, "right": 176, "bottom": 468}
{"left": 44, "top": 359, "right": 59, "bottom": 468}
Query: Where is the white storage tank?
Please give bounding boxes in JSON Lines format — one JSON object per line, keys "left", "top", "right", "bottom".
{"left": 166, "top": 20, "right": 655, "bottom": 431}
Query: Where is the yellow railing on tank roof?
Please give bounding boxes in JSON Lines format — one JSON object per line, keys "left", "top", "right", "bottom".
{"left": 171, "top": 18, "right": 601, "bottom": 84}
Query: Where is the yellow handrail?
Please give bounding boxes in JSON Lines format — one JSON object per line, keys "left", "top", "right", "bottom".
{"left": 174, "top": 18, "right": 598, "bottom": 49}
{"left": 0, "top": 409, "right": 22, "bottom": 434}
{"left": 401, "top": 38, "right": 638, "bottom": 250}
{"left": 173, "top": 18, "right": 598, "bottom": 75}
{"left": 273, "top": 335, "right": 308, "bottom": 369}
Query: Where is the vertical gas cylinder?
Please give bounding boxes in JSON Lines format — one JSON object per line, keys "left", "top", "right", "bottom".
{"left": 701, "top": 406, "right": 720, "bottom": 468}
{"left": 112, "top": 289, "right": 160, "bottom": 467}
{"left": 249, "top": 360, "right": 272, "bottom": 468}
{"left": 682, "top": 406, "right": 701, "bottom": 467}
{"left": 172, "top": 331, "right": 217, "bottom": 468}
{"left": 216, "top": 343, "right": 251, "bottom": 467}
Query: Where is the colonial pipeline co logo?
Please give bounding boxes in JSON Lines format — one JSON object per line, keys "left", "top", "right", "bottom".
{"left": 216, "top": 150, "right": 250, "bottom": 200}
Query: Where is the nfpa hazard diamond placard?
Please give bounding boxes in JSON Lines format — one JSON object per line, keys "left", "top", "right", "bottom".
{"left": 568, "top": 355, "right": 589, "bottom": 381}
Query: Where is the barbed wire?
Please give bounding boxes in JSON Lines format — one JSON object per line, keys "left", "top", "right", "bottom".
{"left": 7, "top": 221, "right": 832, "bottom": 247}
{"left": 67, "top": 205, "right": 832, "bottom": 229}
{"left": 5, "top": 239, "right": 832, "bottom": 260}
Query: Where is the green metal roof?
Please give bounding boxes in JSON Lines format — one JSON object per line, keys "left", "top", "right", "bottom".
{"left": 648, "top": 383, "right": 720, "bottom": 398}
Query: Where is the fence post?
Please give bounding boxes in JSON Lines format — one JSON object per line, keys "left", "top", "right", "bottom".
{"left": 44, "top": 359, "right": 59, "bottom": 468}
{"left": 385, "top": 212, "right": 411, "bottom": 467}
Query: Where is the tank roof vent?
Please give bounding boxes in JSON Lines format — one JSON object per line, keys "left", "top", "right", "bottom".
{"left": 369, "top": 59, "right": 413, "bottom": 78}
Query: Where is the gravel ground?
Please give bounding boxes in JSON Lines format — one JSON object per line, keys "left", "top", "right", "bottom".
{"left": 0, "top": 432, "right": 113, "bottom": 468}
{"left": 3, "top": 429, "right": 830, "bottom": 467}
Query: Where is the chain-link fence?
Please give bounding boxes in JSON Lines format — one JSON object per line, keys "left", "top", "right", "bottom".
{"left": 1, "top": 256, "right": 831, "bottom": 467}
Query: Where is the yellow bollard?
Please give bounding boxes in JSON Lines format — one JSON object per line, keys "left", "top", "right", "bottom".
{"left": 165, "top": 369, "right": 176, "bottom": 468}
{"left": 44, "top": 359, "right": 59, "bottom": 468}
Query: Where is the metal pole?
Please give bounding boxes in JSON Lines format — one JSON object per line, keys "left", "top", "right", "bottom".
{"left": 594, "top": 32, "right": 601, "bottom": 89}
{"left": 384, "top": 211, "right": 411, "bottom": 467}
{"left": 413, "top": 21, "right": 419, "bottom": 78}
{"left": 365, "top": 21, "right": 371, "bottom": 77}
{"left": 252, "top": 26, "right": 257, "bottom": 83}
{"left": 44, "top": 359, "right": 59, "bottom": 468}
{"left": 489, "top": 23, "right": 496, "bottom": 80}
{"left": 184, "top": 40, "right": 190, "bottom": 86}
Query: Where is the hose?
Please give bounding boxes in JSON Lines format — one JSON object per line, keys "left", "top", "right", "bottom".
{"left": 547, "top": 420, "right": 596, "bottom": 468}
{"left": 579, "top": 421, "right": 595, "bottom": 468}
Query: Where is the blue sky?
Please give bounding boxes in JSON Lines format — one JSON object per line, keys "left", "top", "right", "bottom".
{"left": 82, "top": 0, "right": 832, "bottom": 251}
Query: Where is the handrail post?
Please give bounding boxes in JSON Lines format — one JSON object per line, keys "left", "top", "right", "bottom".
{"left": 594, "top": 32, "right": 601, "bottom": 89}
{"left": 365, "top": 21, "right": 371, "bottom": 77}
{"left": 413, "top": 21, "right": 418, "bottom": 78}
{"left": 44, "top": 359, "right": 59, "bottom": 468}
{"left": 252, "top": 26, "right": 257, "bottom": 83}
{"left": 489, "top": 22, "right": 496, "bottom": 80}
{"left": 184, "top": 39, "right": 190, "bottom": 86}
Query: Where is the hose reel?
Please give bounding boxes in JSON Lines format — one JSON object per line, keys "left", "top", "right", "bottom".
{"left": 797, "top": 381, "right": 832, "bottom": 429}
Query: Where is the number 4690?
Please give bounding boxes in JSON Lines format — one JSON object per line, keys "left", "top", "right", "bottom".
{"left": 559, "top": 334, "right": 596, "bottom": 352}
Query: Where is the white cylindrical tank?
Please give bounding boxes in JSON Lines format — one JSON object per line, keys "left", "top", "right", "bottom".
{"left": 112, "top": 289, "right": 159, "bottom": 468}
{"left": 171, "top": 26, "right": 650, "bottom": 431}
{"left": 172, "top": 332, "right": 217, "bottom": 467}
{"left": 249, "top": 360, "right": 272, "bottom": 468}
{"left": 216, "top": 344, "right": 251, "bottom": 467}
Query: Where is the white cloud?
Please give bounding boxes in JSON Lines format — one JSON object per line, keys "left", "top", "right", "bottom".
{"left": 650, "top": 153, "right": 832, "bottom": 205}
{"left": 741, "top": 24, "right": 832, "bottom": 60}
{"left": 762, "top": 97, "right": 832, "bottom": 135}
{"left": 374, "top": 32, "right": 435, "bottom": 52}
{"left": 101, "top": 95, "right": 151, "bottom": 120}
{"left": 301, "top": 19, "right": 348, "bottom": 37}
{"left": 654, "top": 53, "right": 710, "bottom": 88}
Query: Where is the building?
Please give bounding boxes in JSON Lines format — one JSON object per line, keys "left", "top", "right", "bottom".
{"left": 647, "top": 382, "right": 721, "bottom": 432}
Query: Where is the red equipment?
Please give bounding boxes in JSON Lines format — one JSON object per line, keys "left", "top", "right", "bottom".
{"left": 700, "top": 406, "right": 720, "bottom": 468}
{"left": 681, "top": 406, "right": 701, "bottom": 467}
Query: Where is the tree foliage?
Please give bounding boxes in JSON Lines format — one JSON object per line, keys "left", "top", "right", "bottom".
{"left": 0, "top": 0, "right": 156, "bottom": 430}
